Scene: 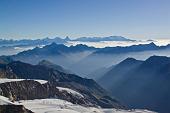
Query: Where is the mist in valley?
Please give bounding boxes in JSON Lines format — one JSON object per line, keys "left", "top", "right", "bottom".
{"left": 12, "top": 46, "right": 170, "bottom": 79}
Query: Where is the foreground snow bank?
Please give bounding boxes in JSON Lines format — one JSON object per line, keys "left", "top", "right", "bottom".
{"left": 0, "top": 78, "right": 48, "bottom": 84}
{"left": 17, "top": 99, "right": 157, "bottom": 113}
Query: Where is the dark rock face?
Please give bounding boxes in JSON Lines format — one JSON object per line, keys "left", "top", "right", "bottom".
{"left": 98, "top": 56, "right": 170, "bottom": 113}
{"left": 0, "top": 105, "right": 33, "bottom": 113}
{"left": 0, "top": 80, "right": 91, "bottom": 107}
{"left": 0, "top": 80, "right": 52, "bottom": 101}
{"left": 0, "top": 56, "right": 13, "bottom": 64}
{"left": 0, "top": 61, "right": 124, "bottom": 109}
{"left": 0, "top": 64, "right": 17, "bottom": 78}
{"left": 98, "top": 58, "right": 143, "bottom": 89}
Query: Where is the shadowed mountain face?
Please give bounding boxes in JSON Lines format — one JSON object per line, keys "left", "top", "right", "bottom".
{"left": 38, "top": 60, "right": 73, "bottom": 74}
{"left": 0, "top": 61, "right": 124, "bottom": 109}
{"left": 98, "top": 58, "right": 143, "bottom": 89}
{"left": 98, "top": 56, "right": 170, "bottom": 113}
{"left": 0, "top": 56, "right": 13, "bottom": 64}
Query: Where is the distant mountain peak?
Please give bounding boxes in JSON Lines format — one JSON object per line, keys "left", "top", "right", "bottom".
{"left": 123, "top": 57, "right": 138, "bottom": 62}
{"left": 73, "top": 36, "right": 135, "bottom": 42}
{"left": 145, "top": 55, "right": 170, "bottom": 64}
{"left": 74, "top": 44, "right": 91, "bottom": 48}
{"left": 50, "top": 42, "right": 58, "bottom": 46}
{"left": 118, "top": 57, "right": 142, "bottom": 66}
{"left": 148, "top": 42, "right": 157, "bottom": 46}
{"left": 107, "top": 36, "right": 128, "bottom": 39}
{"left": 38, "top": 59, "right": 53, "bottom": 65}
{"left": 132, "top": 42, "right": 157, "bottom": 47}
{"left": 46, "top": 42, "right": 67, "bottom": 48}
{"left": 65, "top": 36, "right": 71, "bottom": 41}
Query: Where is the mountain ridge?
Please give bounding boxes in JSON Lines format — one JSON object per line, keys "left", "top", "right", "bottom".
{"left": 73, "top": 36, "right": 135, "bottom": 42}
{"left": 0, "top": 36, "right": 134, "bottom": 47}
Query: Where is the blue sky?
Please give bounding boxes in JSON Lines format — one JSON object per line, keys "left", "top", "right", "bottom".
{"left": 0, "top": 0, "right": 170, "bottom": 39}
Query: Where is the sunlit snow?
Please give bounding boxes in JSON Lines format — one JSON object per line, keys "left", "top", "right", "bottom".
{"left": 16, "top": 99, "right": 157, "bottom": 113}
{"left": 56, "top": 87, "right": 84, "bottom": 98}
{"left": 0, "top": 78, "right": 48, "bottom": 84}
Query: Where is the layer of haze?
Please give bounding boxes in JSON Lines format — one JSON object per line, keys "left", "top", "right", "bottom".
{"left": 0, "top": 0, "right": 170, "bottom": 40}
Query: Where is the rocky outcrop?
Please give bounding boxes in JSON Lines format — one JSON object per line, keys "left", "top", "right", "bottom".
{"left": 0, "top": 80, "right": 92, "bottom": 106}
{"left": 0, "top": 105, "right": 33, "bottom": 113}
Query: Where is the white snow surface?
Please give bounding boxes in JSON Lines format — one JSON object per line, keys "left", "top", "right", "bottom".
{"left": 0, "top": 78, "right": 48, "bottom": 84}
{"left": 16, "top": 99, "right": 157, "bottom": 113}
{"left": 56, "top": 87, "right": 84, "bottom": 98}
{"left": 0, "top": 94, "right": 156, "bottom": 113}
{"left": 0, "top": 95, "right": 13, "bottom": 105}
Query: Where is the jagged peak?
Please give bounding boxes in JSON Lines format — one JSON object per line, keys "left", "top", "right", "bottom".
{"left": 146, "top": 55, "right": 170, "bottom": 62}
{"left": 38, "top": 59, "right": 53, "bottom": 65}
{"left": 45, "top": 43, "right": 67, "bottom": 48}
{"left": 123, "top": 57, "right": 138, "bottom": 62}
{"left": 118, "top": 57, "right": 142, "bottom": 65}
{"left": 148, "top": 42, "right": 157, "bottom": 46}
{"left": 141, "top": 55, "right": 170, "bottom": 67}
{"left": 65, "top": 36, "right": 71, "bottom": 41}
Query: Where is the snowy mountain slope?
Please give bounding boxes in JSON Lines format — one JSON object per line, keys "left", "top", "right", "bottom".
{"left": 0, "top": 95, "right": 13, "bottom": 105}
{"left": 0, "top": 78, "right": 47, "bottom": 84}
{"left": 17, "top": 99, "right": 156, "bottom": 113}
{"left": 57, "top": 87, "right": 84, "bottom": 98}
{"left": 0, "top": 92, "right": 156, "bottom": 113}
